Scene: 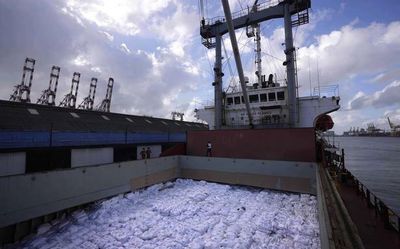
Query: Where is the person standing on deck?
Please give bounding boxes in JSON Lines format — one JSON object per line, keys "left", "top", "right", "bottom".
{"left": 146, "top": 147, "right": 152, "bottom": 159}
{"left": 140, "top": 147, "right": 146, "bottom": 159}
{"left": 207, "top": 141, "right": 212, "bottom": 157}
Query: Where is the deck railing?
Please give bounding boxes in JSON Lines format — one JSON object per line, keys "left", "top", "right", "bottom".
{"left": 324, "top": 148, "right": 400, "bottom": 233}
{"left": 313, "top": 84, "right": 339, "bottom": 98}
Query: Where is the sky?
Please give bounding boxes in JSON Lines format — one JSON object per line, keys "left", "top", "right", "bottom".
{"left": 0, "top": 0, "right": 399, "bottom": 134}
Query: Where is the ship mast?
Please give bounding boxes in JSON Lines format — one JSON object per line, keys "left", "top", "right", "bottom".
{"left": 247, "top": 0, "right": 262, "bottom": 86}
{"left": 283, "top": 2, "right": 297, "bottom": 126}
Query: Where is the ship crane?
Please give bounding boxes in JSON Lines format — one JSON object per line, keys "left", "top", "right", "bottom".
{"left": 96, "top": 78, "right": 114, "bottom": 112}
{"left": 387, "top": 117, "right": 400, "bottom": 136}
{"left": 9, "top": 58, "right": 35, "bottom": 103}
{"left": 78, "top": 77, "right": 98, "bottom": 110}
{"left": 387, "top": 117, "right": 400, "bottom": 129}
{"left": 59, "top": 72, "right": 80, "bottom": 108}
{"left": 200, "top": 0, "right": 310, "bottom": 129}
{"left": 37, "top": 66, "right": 60, "bottom": 106}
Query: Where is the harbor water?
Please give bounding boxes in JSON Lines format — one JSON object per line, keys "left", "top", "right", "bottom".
{"left": 333, "top": 136, "right": 400, "bottom": 215}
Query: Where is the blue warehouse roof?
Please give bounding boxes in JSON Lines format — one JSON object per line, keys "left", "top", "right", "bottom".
{"left": 0, "top": 100, "right": 208, "bottom": 149}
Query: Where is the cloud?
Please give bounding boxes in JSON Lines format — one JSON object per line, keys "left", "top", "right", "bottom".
{"left": 119, "top": 43, "right": 131, "bottom": 54}
{"left": 100, "top": 31, "right": 114, "bottom": 42}
{"left": 297, "top": 21, "right": 400, "bottom": 86}
{"left": 62, "top": 0, "right": 172, "bottom": 36}
{"left": 348, "top": 81, "right": 400, "bottom": 110}
{"left": 149, "top": 2, "right": 198, "bottom": 57}
{"left": 0, "top": 0, "right": 206, "bottom": 120}
{"left": 370, "top": 68, "right": 400, "bottom": 84}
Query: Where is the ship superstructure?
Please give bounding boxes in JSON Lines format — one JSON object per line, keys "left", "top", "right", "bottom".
{"left": 195, "top": 0, "right": 340, "bottom": 130}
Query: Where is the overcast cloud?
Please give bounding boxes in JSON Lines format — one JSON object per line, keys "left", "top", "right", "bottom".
{"left": 0, "top": 0, "right": 399, "bottom": 133}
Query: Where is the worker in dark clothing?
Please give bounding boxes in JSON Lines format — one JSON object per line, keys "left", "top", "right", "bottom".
{"left": 146, "top": 147, "right": 152, "bottom": 159}
{"left": 140, "top": 147, "right": 146, "bottom": 159}
{"left": 268, "top": 74, "right": 274, "bottom": 87}
{"left": 207, "top": 141, "right": 212, "bottom": 157}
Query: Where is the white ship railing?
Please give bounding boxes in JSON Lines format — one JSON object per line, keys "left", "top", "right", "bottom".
{"left": 313, "top": 85, "right": 339, "bottom": 97}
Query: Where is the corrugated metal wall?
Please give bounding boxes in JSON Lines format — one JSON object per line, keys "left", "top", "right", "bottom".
{"left": 0, "top": 152, "right": 26, "bottom": 176}
{"left": 187, "top": 128, "right": 316, "bottom": 162}
{"left": 71, "top": 148, "right": 114, "bottom": 168}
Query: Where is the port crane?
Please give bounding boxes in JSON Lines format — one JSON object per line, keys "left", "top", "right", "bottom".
{"left": 387, "top": 117, "right": 400, "bottom": 135}
{"left": 96, "top": 78, "right": 114, "bottom": 112}
{"left": 9, "top": 58, "right": 35, "bottom": 103}
{"left": 37, "top": 66, "right": 60, "bottom": 106}
{"left": 59, "top": 72, "right": 80, "bottom": 108}
{"left": 78, "top": 78, "right": 98, "bottom": 110}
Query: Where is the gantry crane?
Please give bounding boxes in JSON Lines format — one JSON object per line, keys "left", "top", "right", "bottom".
{"left": 78, "top": 77, "right": 98, "bottom": 110}
{"left": 96, "top": 78, "right": 114, "bottom": 112}
{"left": 59, "top": 72, "right": 80, "bottom": 108}
{"left": 10, "top": 58, "right": 35, "bottom": 103}
{"left": 387, "top": 117, "right": 400, "bottom": 136}
{"left": 37, "top": 66, "right": 60, "bottom": 106}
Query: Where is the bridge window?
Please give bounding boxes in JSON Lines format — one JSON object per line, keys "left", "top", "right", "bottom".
{"left": 249, "top": 94, "right": 259, "bottom": 103}
{"left": 126, "top": 117, "right": 134, "bottom": 123}
{"left": 227, "top": 97, "right": 233, "bottom": 105}
{"left": 260, "top": 93, "right": 267, "bottom": 102}
{"left": 234, "top": 96, "right": 241, "bottom": 104}
{"left": 145, "top": 119, "right": 152, "bottom": 124}
{"left": 268, "top": 92, "right": 276, "bottom": 101}
{"left": 101, "top": 115, "right": 110, "bottom": 120}
{"left": 277, "top": 91, "right": 285, "bottom": 100}
{"left": 161, "top": 121, "right": 168, "bottom": 125}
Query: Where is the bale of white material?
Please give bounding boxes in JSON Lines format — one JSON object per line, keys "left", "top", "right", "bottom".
{"left": 16, "top": 179, "right": 321, "bottom": 249}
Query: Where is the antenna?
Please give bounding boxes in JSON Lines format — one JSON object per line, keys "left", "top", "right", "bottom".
{"left": 37, "top": 66, "right": 60, "bottom": 105}
{"left": 59, "top": 72, "right": 80, "bottom": 108}
{"left": 96, "top": 77, "right": 114, "bottom": 112}
{"left": 10, "top": 57, "right": 35, "bottom": 103}
{"left": 78, "top": 77, "right": 98, "bottom": 110}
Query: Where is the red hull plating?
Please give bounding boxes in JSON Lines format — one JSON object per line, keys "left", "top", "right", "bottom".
{"left": 187, "top": 128, "right": 316, "bottom": 162}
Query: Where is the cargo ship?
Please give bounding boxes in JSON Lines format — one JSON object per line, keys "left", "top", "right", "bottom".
{"left": 0, "top": 0, "right": 399, "bottom": 248}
